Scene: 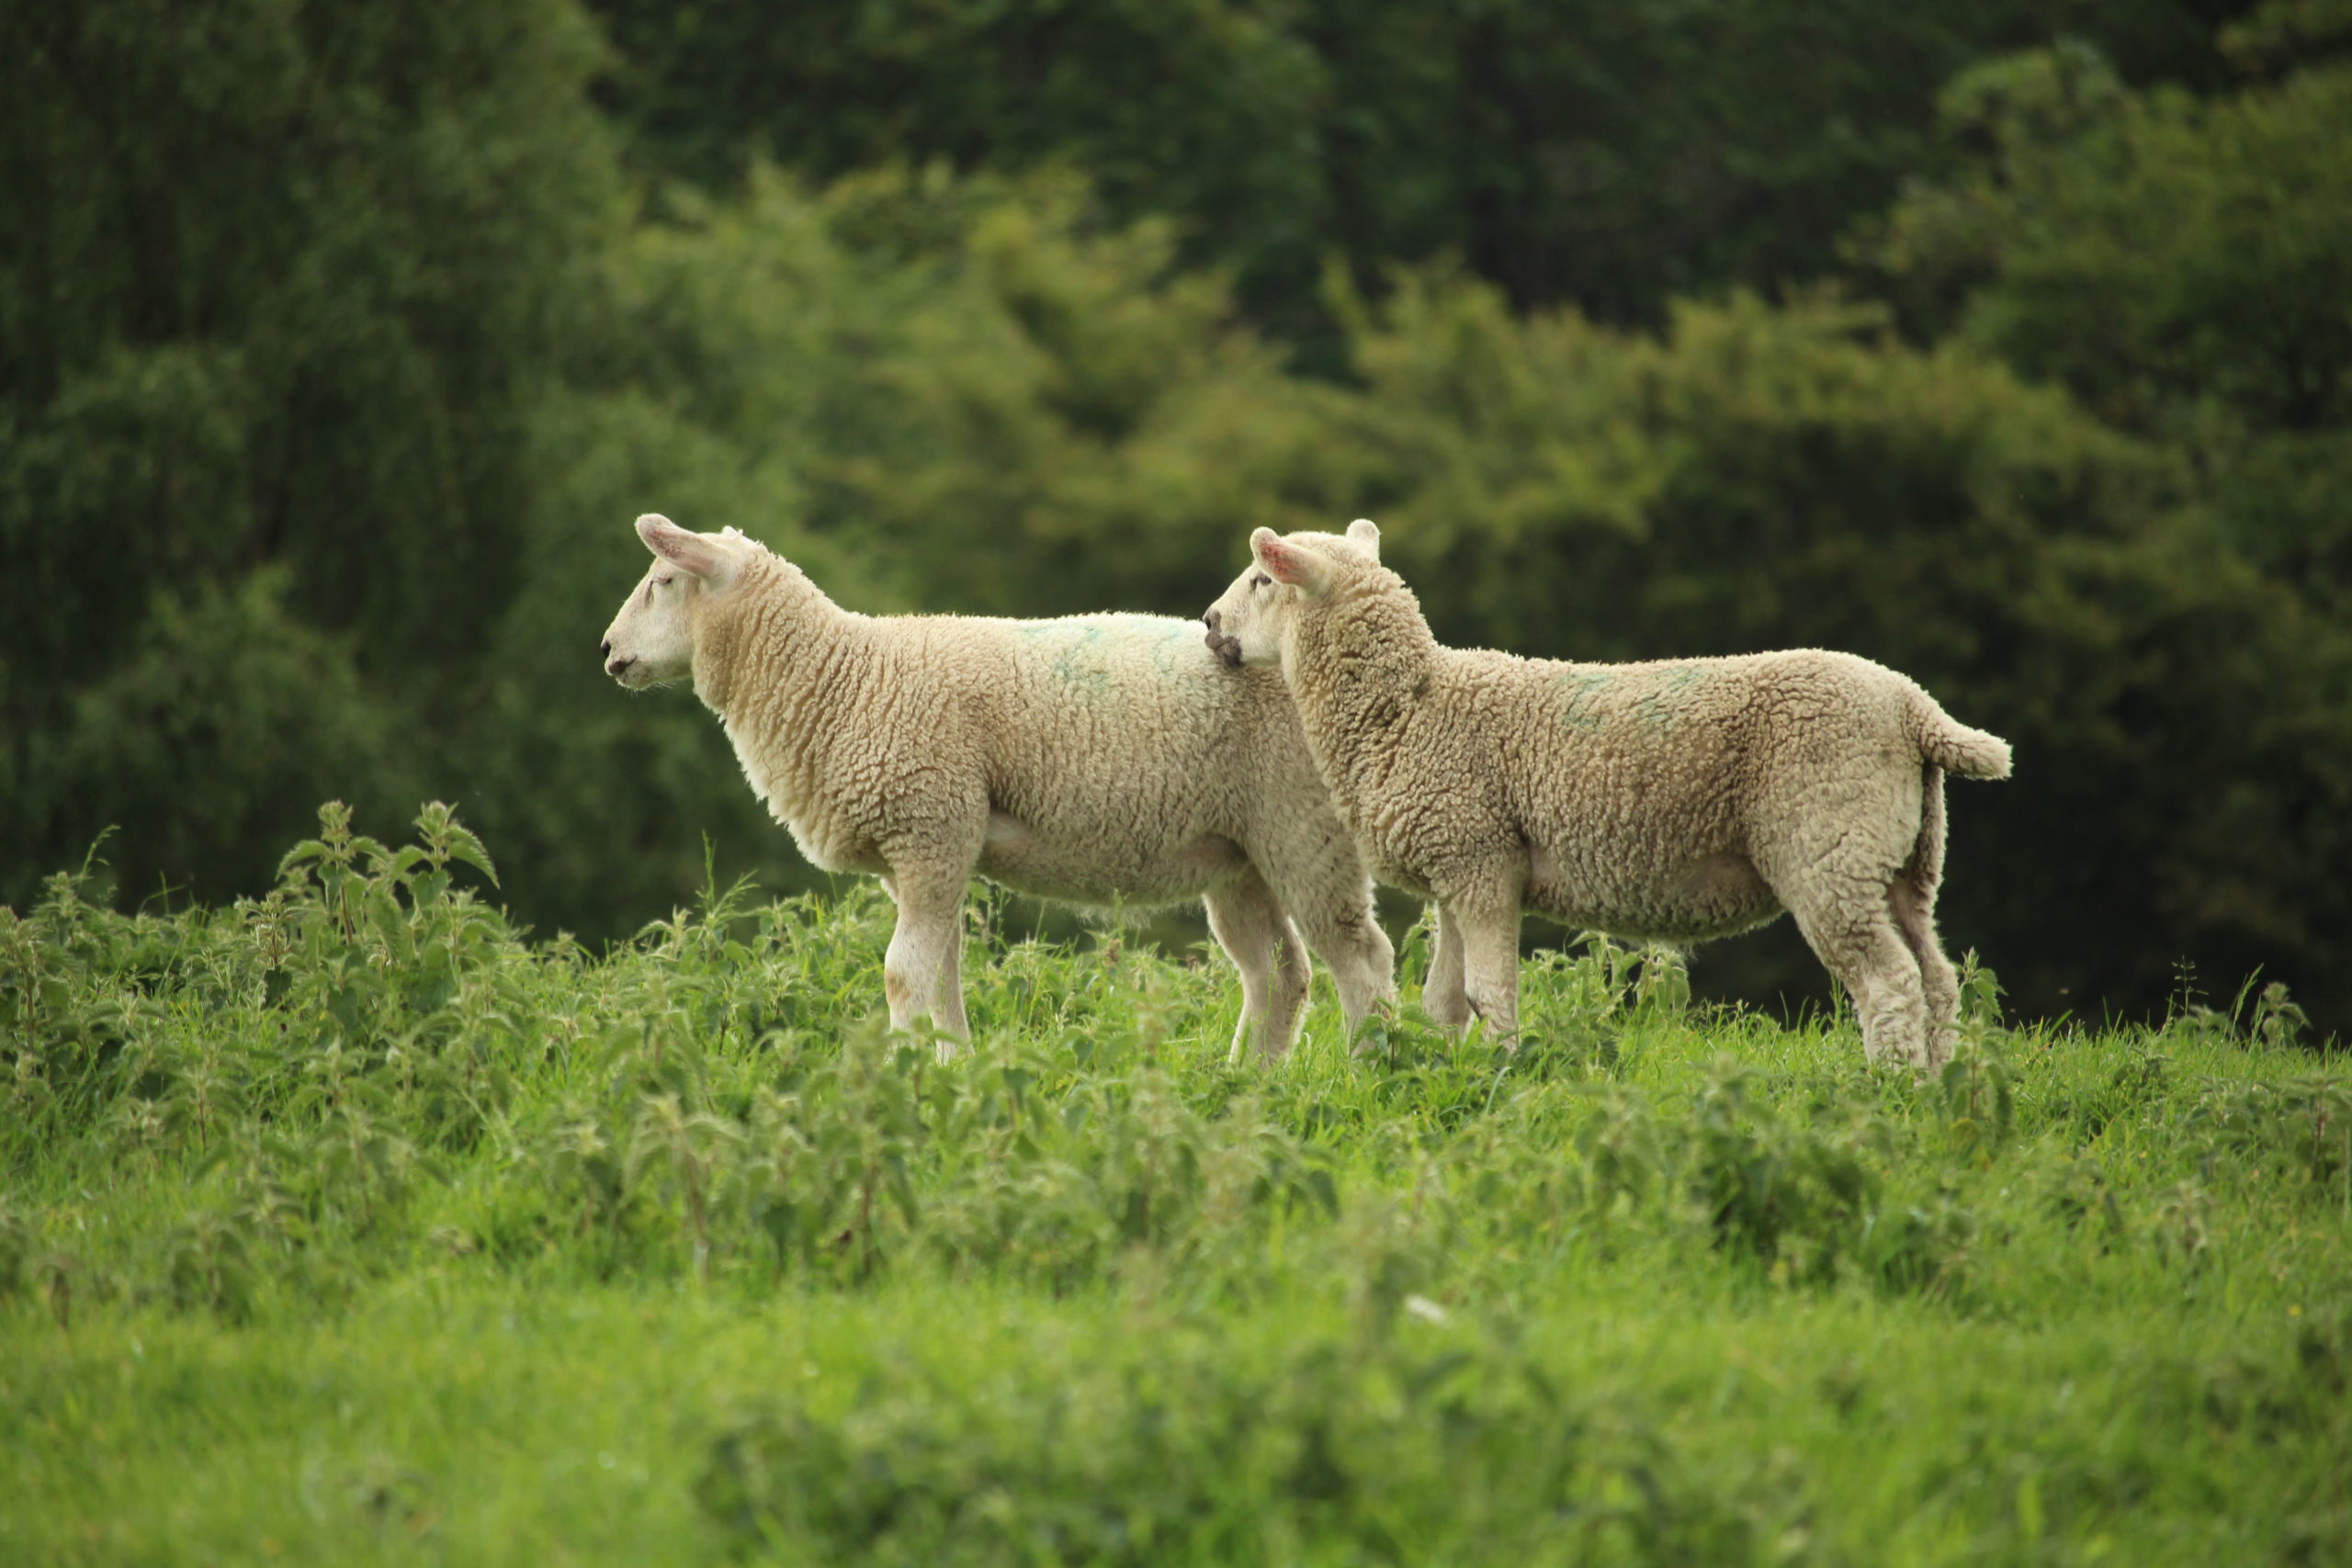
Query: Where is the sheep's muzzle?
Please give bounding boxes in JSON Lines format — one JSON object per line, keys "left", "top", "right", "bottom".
{"left": 1202, "top": 612, "right": 1244, "bottom": 669}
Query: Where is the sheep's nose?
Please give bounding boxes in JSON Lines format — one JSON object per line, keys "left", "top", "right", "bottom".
{"left": 599, "top": 637, "right": 612, "bottom": 660}
{"left": 1203, "top": 609, "right": 1221, "bottom": 633}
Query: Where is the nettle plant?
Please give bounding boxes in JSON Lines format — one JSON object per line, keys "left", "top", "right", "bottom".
{"left": 267, "top": 799, "right": 508, "bottom": 1018}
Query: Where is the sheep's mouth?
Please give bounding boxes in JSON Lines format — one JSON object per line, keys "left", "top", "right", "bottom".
{"left": 1204, "top": 629, "right": 1245, "bottom": 669}
{"left": 612, "top": 661, "right": 684, "bottom": 692}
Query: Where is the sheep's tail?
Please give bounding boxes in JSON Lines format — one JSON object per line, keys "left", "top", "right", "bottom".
{"left": 1906, "top": 687, "right": 2012, "bottom": 781}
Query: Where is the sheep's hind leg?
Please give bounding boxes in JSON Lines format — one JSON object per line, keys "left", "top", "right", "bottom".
{"left": 1205, "top": 868, "right": 1311, "bottom": 1064}
{"left": 1296, "top": 905, "right": 1396, "bottom": 1044}
{"left": 1250, "top": 830, "right": 1396, "bottom": 1043}
{"left": 1789, "top": 893, "right": 1930, "bottom": 1071}
{"left": 1889, "top": 879, "right": 1960, "bottom": 1071}
{"left": 881, "top": 862, "right": 972, "bottom": 1059}
{"left": 1892, "top": 767, "right": 1962, "bottom": 1069}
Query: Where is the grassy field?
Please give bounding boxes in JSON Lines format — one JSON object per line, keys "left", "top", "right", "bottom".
{"left": 4, "top": 805, "right": 2347, "bottom": 1566}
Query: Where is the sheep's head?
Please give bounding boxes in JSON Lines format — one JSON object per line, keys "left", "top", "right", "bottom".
{"left": 1202, "top": 518, "right": 1382, "bottom": 670}
{"left": 600, "top": 513, "right": 746, "bottom": 690}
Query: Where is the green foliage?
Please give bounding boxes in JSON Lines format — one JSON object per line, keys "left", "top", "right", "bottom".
{"left": 1859, "top": 38, "right": 2352, "bottom": 1015}
{"left": 1, "top": 0, "right": 616, "bottom": 650}
{"left": 577, "top": 167, "right": 1362, "bottom": 617}
{"left": 695, "top": 1332, "right": 1783, "bottom": 1567}
{"left": 0, "top": 0, "right": 615, "bottom": 910}
{"left": 40, "top": 573, "right": 415, "bottom": 912}
{"left": 1882, "top": 47, "right": 2352, "bottom": 450}
{"left": 2, "top": 810, "right": 2348, "bottom": 1563}
{"left": 8, "top": 12, "right": 2351, "bottom": 1549}
{"left": 5, "top": 0, "right": 2346, "bottom": 1020}
{"left": 2182, "top": 1075, "right": 2352, "bottom": 1205}
{"left": 473, "top": 155, "right": 2352, "bottom": 1019}
{"left": 585, "top": 0, "right": 2248, "bottom": 339}
{"left": 1873, "top": 40, "right": 2352, "bottom": 612}
{"left": 1329, "top": 274, "right": 2352, "bottom": 1020}
{"left": 1684, "top": 1062, "right": 1884, "bottom": 1283}
{"left": 6, "top": 806, "right": 2340, "bottom": 1317}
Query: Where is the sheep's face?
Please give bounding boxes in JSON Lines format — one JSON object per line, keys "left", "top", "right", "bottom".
{"left": 1202, "top": 558, "right": 1292, "bottom": 670}
{"left": 601, "top": 513, "right": 741, "bottom": 690}
{"left": 1203, "top": 519, "right": 1381, "bottom": 670}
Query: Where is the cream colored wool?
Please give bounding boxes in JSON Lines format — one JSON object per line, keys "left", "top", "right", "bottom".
{"left": 1203, "top": 519, "right": 2010, "bottom": 1069}
{"left": 601, "top": 514, "right": 1394, "bottom": 1058}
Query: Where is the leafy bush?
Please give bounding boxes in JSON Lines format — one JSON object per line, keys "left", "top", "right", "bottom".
{"left": 694, "top": 1331, "right": 1791, "bottom": 1568}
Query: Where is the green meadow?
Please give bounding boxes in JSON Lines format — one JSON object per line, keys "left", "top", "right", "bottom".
{"left": 4, "top": 805, "right": 2346, "bottom": 1566}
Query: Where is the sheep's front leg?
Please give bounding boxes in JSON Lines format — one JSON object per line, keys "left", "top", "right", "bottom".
{"left": 880, "top": 863, "right": 972, "bottom": 1058}
{"left": 1445, "top": 891, "right": 1525, "bottom": 1046}
{"left": 1421, "top": 903, "right": 1472, "bottom": 1035}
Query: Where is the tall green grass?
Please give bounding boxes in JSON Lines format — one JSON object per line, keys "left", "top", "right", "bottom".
{"left": 4, "top": 805, "right": 2346, "bottom": 1565}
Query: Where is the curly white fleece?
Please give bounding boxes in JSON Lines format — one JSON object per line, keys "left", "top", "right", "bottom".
{"left": 1204, "top": 520, "right": 2009, "bottom": 1068}
{"left": 602, "top": 514, "right": 1393, "bottom": 1058}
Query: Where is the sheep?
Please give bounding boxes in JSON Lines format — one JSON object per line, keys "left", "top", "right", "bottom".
{"left": 600, "top": 513, "right": 1395, "bottom": 1059}
{"left": 1202, "top": 519, "right": 2011, "bottom": 1070}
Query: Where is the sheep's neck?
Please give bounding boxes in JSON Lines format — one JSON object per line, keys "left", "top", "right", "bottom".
{"left": 691, "top": 558, "right": 847, "bottom": 718}
{"left": 1285, "top": 588, "right": 1441, "bottom": 802}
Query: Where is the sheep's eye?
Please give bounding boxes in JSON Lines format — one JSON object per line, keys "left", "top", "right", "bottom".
{"left": 657, "top": 575, "right": 674, "bottom": 587}
{"left": 1250, "top": 573, "right": 1270, "bottom": 590}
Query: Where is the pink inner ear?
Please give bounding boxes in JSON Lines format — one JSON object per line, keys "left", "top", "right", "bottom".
{"left": 1257, "top": 538, "right": 1307, "bottom": 585}
{"left": 653, "top": 528, "right": 722, "bottom": 579}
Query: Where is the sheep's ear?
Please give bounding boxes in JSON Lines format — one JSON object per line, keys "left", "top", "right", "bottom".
{"left": 1251, "top": 528, "right": 1329, "bottom": 595}
{"left": 1345, "top": 517, "right": 1381, "bottom": 559}
{"left": 637, "top": 513, "right": 735, "bottom": 584}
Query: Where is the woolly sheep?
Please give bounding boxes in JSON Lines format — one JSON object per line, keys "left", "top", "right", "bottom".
{"left": 600, "top": 513, "right": 1395, "bottom": 1058}
{"left": 1202, "top": 519, "right": 2011, "bottom": 1069}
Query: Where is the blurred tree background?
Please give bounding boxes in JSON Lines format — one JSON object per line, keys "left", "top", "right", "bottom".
{"left": 6, "top": 0, "right": 2348, "bottom": 1026}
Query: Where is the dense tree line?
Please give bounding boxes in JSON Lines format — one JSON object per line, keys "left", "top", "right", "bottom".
{"left": 586, "top": 0, "right": 2248, "bottom": 342}
{"left": 5, "top": 0, "right": 2347, "bottom": 1025}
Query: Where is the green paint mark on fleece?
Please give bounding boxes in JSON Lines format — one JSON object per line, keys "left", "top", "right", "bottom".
{"left": 1555, "top": 669, "right": 1611, "bottom": 732}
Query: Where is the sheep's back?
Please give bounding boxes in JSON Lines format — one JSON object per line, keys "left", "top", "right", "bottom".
{"left": 927, "top": 611, "right": 1317, "bottom": 860}
{"left": 1421, "top": 648, "right": 1921, "bottom": 890}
